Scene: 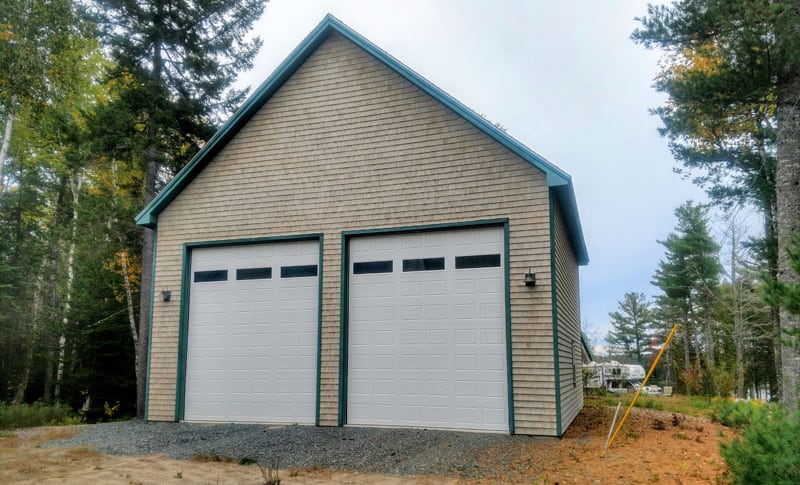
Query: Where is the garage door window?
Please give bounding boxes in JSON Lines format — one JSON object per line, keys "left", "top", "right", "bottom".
{"left": 353, "top": 260, "right": 393, "bottom": 274}
{"left": 193, "top": 270, "right": 228, "bottom": 282}
{"left": 402, "top": 257, "right": 445, "bottom": 272}
{"left": 455, "top": 254, "right": 501, "bottom": 269}
{"left": 280, "top": 264, "right": 318, "bottom": 278}
{"left": 236, "top": 267, "right": 272, "bottom": 280}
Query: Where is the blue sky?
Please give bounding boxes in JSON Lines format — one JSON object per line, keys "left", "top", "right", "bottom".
{"left": 235, "top": 0, "right": 711, "bottom": 350}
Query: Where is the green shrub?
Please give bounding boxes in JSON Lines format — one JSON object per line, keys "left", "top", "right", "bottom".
{"left": 720, "top": 409, "right": 800, "bottom": 484}
{"left": 709, "top": 400, "right": 767, "bottom": 429}
{"left": 0, "top": 402, "right": 76, "bottom": 429}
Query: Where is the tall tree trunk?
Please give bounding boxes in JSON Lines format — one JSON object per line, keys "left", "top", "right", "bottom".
{"left": 137, "top": 29, "right": 163, "bottom": 419}
{"left": 776, "top": 62, "right": 800, "bottom": 411}
{"left": 109, "top": 159, "right": 142, "bottom": 388}
{"left": 730, "top": 221, "right": 746, "bottom": 399}
{"left": 0, "top": 96, "right": 17, "bottom": 195}
{"left": 0, "top": 108, "right": 13, "bottom": 194}
{"left": 683, "top": 314, "right": 691, "bottom": 374}
{"left": 121, "top": 251, "right": 140, "bottom": 382}
{"left": 43, "top": 241, "right": 60, "bottom": 401}
{"left": 137, "top": 158, "right": 157, "bottom": 418}
{"left": 704, "top": 297, "right": 717, "bottom": 395}
{"left": 13, "top": 260, "right": 48, "bottom": 404}
{"left": 764, "top": 203, "right": 783, "bottom": 401}
{"left": 54, "top": 175, "right": 81, "bottom": 399}
{"left": 688, "top": 295, "right": 702, "bottom": 371}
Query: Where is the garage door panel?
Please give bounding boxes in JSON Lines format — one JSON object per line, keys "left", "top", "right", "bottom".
{"left": 184, "top": 240, "right": 318, "bottom": 424}
{"left": 348, "top": 226, "right": 508, "bottom": 432}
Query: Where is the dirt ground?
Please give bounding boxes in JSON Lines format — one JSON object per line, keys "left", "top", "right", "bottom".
{"left": 0, "top": 405, "right": 731, "bottom": 484}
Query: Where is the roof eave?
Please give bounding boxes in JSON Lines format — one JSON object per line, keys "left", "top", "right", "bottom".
{"left": 550, "top": 182, "right": 589, "bottom": 266}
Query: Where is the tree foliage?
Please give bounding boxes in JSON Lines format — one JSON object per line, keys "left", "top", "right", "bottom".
{"left": 606, "top": 292, "right": 654, "bottom": 364}
{"left": 87, "top": 0, "right": 267, "bottom": 416}
{"left": 720, "top": 406, "right": 800, "bottom": 484}
{"left": 652, "top": 201, "right": 722, "bottom": 394}
{"left": 0, "top": 0, "right": 266, "bottom": 418}
{"left": 634, "top": 0, "right": 800, "bottom": 409}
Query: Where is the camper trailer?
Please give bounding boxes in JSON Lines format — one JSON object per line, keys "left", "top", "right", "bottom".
{"left": 584, "top": 361, "right": 646, "bottom": 393}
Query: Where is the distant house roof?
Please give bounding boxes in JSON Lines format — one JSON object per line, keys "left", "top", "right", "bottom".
{"left": 135, "top": 14, "right": 588, "bottom": 265}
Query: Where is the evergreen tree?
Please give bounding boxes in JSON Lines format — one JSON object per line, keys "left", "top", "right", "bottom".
{"left": 89, "top": 0, "right": 268, "bottom": 416}
{"left": 653, "top": 201, "right": 722, "bottom": 394}
{"left": 606, "top": 292, "right": 654, "bottom": 365}
{"left": 0, "top": 0, "right": 105, "bottom": 404}
{"left": 633, "top": 0, "right": 800, "bottom": 410}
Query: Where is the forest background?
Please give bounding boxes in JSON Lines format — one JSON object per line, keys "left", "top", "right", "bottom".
{"left": 1, "top": 0, "right": 798, "bottom": 420}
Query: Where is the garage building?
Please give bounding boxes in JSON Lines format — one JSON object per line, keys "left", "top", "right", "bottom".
{"left": 137, "top": 15, "right": 588, "bottom": 437}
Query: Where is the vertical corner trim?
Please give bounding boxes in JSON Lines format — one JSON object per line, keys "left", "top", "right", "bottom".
{"left": 144, "top": 228, "right": 158, "bottom": 421}
{"left": 549, "top": 191, "right": 563, "bottom": 436}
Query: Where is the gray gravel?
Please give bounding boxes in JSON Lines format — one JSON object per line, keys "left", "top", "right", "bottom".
{"left": 47, "top": 420, "right": 537, "bottom": 477}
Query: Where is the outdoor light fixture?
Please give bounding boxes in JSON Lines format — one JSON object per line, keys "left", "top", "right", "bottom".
{"left": 161, "top": 290, "right": 172, "bottom": 302}
{"left": 524, "top": 269, "right": 536, "bottom": 287}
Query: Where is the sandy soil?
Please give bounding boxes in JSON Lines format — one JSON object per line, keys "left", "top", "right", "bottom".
{"left": 0, "top": 405, "right": 731, "bottom": 484}
{"left": 472, "top": 405, "right": 732, "bottom": 484}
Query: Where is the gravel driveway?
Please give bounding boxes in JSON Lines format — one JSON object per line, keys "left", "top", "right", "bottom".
{"left": 49, "top": 420, "right": 536, "bottom": 477}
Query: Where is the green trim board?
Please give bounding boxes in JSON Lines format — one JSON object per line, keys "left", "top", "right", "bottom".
{"left": 338, "top": 218, "right": 514, "bottom": 433}
{"left": 549, "top": 190, "right": 563, "bottom": 436}
{"left": 503, "top": 221, "right": 515, "bottom": 434}
{"left": 315, "top": 235, "right": 324, "bottom": 426}
{"left": 175, "top": 244, "right": 192, "bottom": 421}
{"left": 143, "top": 227, "right": 157, "bottom": 420}
{"left": 174, "top": 233, "right": 324, "bottom": 422}
{"left": 133, "top": 14, "right": 587, "bottom": 266}
{"left": 337, "top": 232, "right": 349, "bottom": 427}
{"left": 340, "top": 219, "right": 510, "bottom": 238}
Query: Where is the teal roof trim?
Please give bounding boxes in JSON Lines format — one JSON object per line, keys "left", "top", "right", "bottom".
{"left": 135, "top": 14, "right": 588, "bottom": 265}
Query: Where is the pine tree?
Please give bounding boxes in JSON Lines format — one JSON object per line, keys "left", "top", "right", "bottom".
{"left": 606, "top": 292, "right": 654, "bottom": 365}
{"left": 89, "top": 0, "right": 268, "bottom": 417}
{"left": 653, "top": 201, "right": 722, "bottom": 394}
{"left": 633, "top": 0, "right": 800, "bottom": 409}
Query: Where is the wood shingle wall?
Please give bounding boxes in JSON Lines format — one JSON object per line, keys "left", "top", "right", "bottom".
{"left": 553, "top": 199, "right": 583, "bottom": 433}
{"left": 147, "top": 32, "right": 562, "bottom": 435}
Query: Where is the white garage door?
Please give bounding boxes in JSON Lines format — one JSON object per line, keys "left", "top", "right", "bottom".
{"left": 347, "top": 226, "right": 508, "bottom": 432}
{"left": 184, "top": 240, "right": 319, "bottom": 423}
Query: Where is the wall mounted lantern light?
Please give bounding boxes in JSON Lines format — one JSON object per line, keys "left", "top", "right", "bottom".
{"left": 161, "top": 290, "right": 172, "bottom": 302}
{"left": 524, "top": 269, "right": 536, "bottom": 287}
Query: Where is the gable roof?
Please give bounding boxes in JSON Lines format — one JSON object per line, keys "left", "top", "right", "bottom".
{"left": 135, "top": 14, "right": 588, "bottom": 265}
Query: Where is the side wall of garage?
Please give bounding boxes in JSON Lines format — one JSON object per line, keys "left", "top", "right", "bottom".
{"left": 146, "top": 33, "right": 560, "bottom": 435}
{"left": 553, "top": 198, "right": 583, "bottom": 434}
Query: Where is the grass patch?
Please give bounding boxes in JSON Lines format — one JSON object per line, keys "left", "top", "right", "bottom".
{"left": 0, "top": 402, "right": 77, "bottom": 429}
{"left": 585, "top": 392, "right": 725, "bottom": 417}
{"left": 636, "top": 397, "right": 664, "bottom": 410}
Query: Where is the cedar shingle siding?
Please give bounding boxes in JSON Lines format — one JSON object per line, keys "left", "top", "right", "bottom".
{"left": 553, "top": 199, "right": 584, "bottom": 433}
{"left": 143, "top": 24, "right": 586, "bottom": 437}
